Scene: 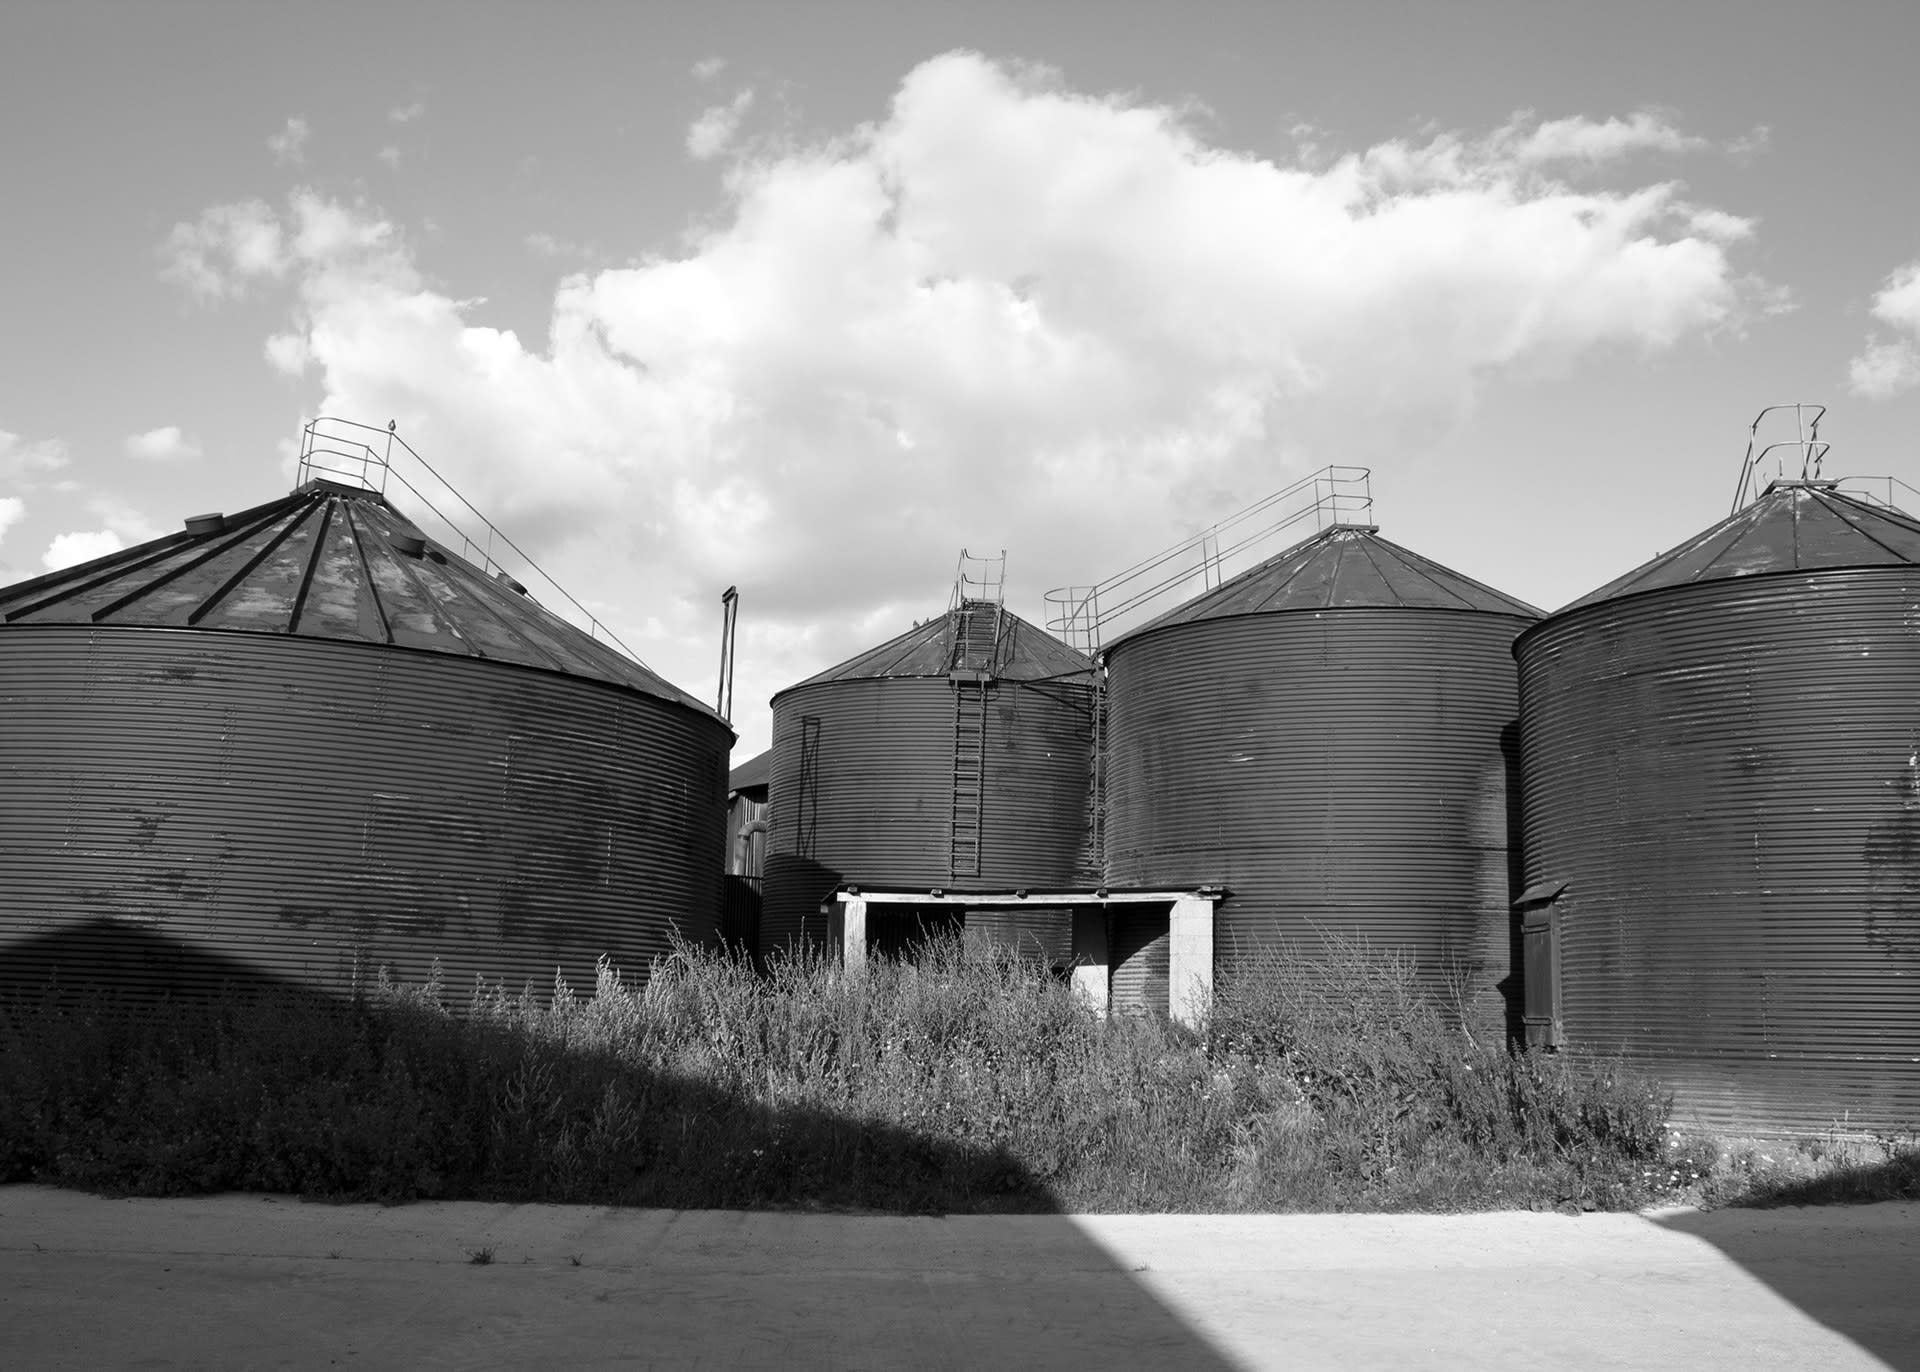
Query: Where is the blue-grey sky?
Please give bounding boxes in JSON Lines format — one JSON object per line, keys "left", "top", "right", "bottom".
{"left": 4, "top": 0, "right": 1919, "bottom": 754}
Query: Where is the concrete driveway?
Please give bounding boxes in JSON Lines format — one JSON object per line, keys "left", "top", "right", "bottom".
{"left": 2, "top": 1187, "right": 1913, "bottom": 1369}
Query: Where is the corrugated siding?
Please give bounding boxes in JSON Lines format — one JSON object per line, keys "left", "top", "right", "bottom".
{"left": 1516, "top": 569, "right": 1920, "bottom": 1134}
{"left": 1111, "top": 908, "right": 1170, "bottom": 1018}
{"left": 0, "top": 625, "right": 728, "bottom": 1002}
{"left": 761, "top": 676, "right": 1095, "bottom": 957}
{"left": 1105, "top": 609, "right": 1528, "bottom": 1037}
{"left": 965, "top": 908, "right": 1073, "bottom": 966}
{"left": 721, "top": 875, "right": 762, "bottom": 956}
{"left": 726, "top": 793, "right": 768, "bottom": 877}
{"left": 868, "top": 907, "right": 965, "bottom": 960}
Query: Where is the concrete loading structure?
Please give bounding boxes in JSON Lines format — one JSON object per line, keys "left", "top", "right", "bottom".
{"left": 0, "top": 477, "right": 732, "bottom": 1001}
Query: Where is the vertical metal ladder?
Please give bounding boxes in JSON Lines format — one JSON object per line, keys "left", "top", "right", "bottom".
{"left": 947, "top": 549, "right": 1006, "bottom": 881}
{"left": 1083, "top": 670, "right": 1108, "bottom": 879}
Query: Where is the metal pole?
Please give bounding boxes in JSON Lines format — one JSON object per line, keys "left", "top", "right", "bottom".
{"left": 717, "top": 586, "right": 739, "bottom": 723}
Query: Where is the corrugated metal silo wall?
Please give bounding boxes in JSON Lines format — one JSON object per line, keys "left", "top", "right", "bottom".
{"left": 1105, "top": 610, "right": 1528, "bottom": 1037}
{"left": 0, "top": 626, "right": 728, "bottom": 1002}
{"left": 761, "top": 676, "right": 1094, "bottom": 958}
{"left": 1516, "top": 570, "right": 1920, "bottom": 1135}
{"left": 1111, "top": 908, "right": 1171, "bottom": 1018}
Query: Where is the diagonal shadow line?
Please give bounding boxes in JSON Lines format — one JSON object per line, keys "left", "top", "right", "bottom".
{"left": 1651, "top": 1195, "right": 1920, "bottom": 1370}
{"left": 0, "top": 922, "right": 1243, "bottom": 1369}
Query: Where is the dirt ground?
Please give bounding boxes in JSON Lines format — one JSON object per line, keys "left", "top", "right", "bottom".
{"left": 1, "top": 1187, "right": 1914, "bottom": 1369}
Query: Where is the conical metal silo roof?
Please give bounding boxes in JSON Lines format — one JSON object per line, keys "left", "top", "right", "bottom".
{"left": 1555, "top": 481, "right": 1920, "bottom": 615}
{"left": 783, "top": 602, "right": 1095, "bottom": 692}
{"left": 1112, "top": 523, "right": 1540, "bottom": 649}
{"left": 0, "top": 479, "right": 720, "bottom": 719}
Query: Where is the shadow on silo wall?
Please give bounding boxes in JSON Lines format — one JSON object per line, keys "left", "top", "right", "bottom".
{"left": 0, "top": 919, "right": 331, "bottom": 1006}
{"left": 761, "top": 853, "right": 845, "bottom": 957}
{"left": 1499, "top": 720, "right": 1527, "bottom": 1048}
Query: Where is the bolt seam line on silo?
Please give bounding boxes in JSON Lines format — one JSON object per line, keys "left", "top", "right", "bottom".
{"left": 286, "top": 500, "right": 336, "bottom": 635}
{"left": 1820, "top": 490, "right": 1920, "bottom": 565}
{"left": 187, "top": 505, "right": 315, "bottom": 627}
{"left": 379, "top": 511, "right": 484, "bottom": 656}
{"left": 87, "top": 506, "right": 288, "bottom": 624}
{"left": 339, "top": 501, "right": 395, "bottom": 645}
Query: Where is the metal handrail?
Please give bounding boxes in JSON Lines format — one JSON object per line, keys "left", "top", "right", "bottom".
{"left": 295, "top": 417, "right": 650, "bottom": 668}
{"left": 1731, "top": 404, "right": 1828, "bottom": 514}
{"left": 1836, "top": 474, "right": 1920, "bottom": 517}
{"left": 1044, "top": 465, "right": 1372, "bottom": 652}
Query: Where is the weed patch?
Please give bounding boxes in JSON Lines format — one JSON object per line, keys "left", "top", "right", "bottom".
{"left": 0, "top": 931, "right": 1760, "bottom": 1214}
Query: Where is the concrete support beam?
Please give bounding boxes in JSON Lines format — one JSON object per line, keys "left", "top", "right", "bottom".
{"left": 1071, "top": 907, "right": 1110, "bottom": 1017}
{"left": 1168, "top": 895, "right": 1214, "bottom": 1030}
{"left": 828, "top": 897, "right": 868, "bottom": 971}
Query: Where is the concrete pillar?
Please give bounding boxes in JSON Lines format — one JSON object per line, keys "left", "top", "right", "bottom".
{"left": 1071, "top": 907, "right": 1109, "bottom": 1017}
{"left": 1168, "top": 895, "right": 1214, "bottom": 1030}
{"left": 839, "top": 897, "right": 867, "bottom": 971}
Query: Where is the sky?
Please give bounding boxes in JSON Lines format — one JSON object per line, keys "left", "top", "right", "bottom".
{"left": 4, "top": 0, "right": 1919, "bottom": 758}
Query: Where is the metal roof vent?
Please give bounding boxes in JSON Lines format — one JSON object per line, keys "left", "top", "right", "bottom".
{"left": 495, "top": 571, "right": 529, "bottom": 596}
{"left": 390, "top": 531, "right": 426, "bottom": 558}
{"left": 183, "top": 513, "right": 226, "bottom": 536}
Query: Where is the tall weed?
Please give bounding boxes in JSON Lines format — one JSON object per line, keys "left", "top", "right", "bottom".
{"left": 1, "top": 929, "right": 1680, "bottom": 1213}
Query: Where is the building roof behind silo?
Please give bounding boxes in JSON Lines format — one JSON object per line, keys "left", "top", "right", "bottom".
{"left": 0, "top": 479, "right": 722, "bottom": 720}
{"left": 728, "top": 748, "right": 771, "bottom": 795}
{"left": 1112, "top": 523, "right": 1540, "bottom": 649}
{"left": 1555, "top": 482, "right": 1920, "bottom": 615}
{"left": 782, "top": 602, "right": 1094, "bottom": 693}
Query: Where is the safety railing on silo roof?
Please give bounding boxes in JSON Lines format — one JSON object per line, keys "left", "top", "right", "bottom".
{"left": 1836, "top": 474, "right": 1920, "bottom": 518}
{"left": 295, "top": 416, "right": 653, "bottom": 669}
{"left": 1728, "top": 403, "right": 1831, "bottom": 514}
{"left": 1043, "top": 464, "right": 1372, "bottom": 654}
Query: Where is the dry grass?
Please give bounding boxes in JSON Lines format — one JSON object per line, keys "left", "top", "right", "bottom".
{"left": 0, "top": 931, "right": 1750, "bottom": 1214}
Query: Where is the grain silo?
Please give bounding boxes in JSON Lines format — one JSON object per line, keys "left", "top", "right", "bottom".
{"left": 1102, "top": 524, "right": 1539, "bottom": 1030}
{"left": 760, "top": 591, "right": 1098, "bottom": 961}
{"left": 1513, "top": 480, "right": 1920, "bottom": 1134}
{"left": 0, "top": 478, "right": 731, "bottom": 1002}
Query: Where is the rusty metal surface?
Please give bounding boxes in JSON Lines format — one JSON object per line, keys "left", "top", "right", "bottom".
{"left": 1113, "top": 525, "right": 1539, "bottom": 645}
{"left": 760, "top": 675, "right": 1096, "bottom": 957}
{"left": 0, "top": 625, "right": 729, "bottom": 1001}
{"left": 1106, "top": 594, "right": 1532, "bottom": 1036}
{"left": 0, "top": 480, "right": 719, "bottom": 719}
{"left": 1516, "top": 559, "right": 1920, "bottom": 1134}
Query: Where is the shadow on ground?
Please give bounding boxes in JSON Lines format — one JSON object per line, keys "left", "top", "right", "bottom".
{"left": 1653, "top": 1178, "right": 1920, "bottom": 1371}
{"left": 0, "top": 925, "right": 1240, "bottom": 1367}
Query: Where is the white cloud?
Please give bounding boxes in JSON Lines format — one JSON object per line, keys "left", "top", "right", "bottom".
{"left": 0, "top": 496, "right": 23, "bottom": 546}
{"left": 390, "top": 100, "right": 427, "bottom": 123}
{"left": 268, "top": 116, "right": 310, "bottom": 165}
{"left": 174, "top": 52, "right": 1762, "bottom": 750}
{"left": 42, "top": 530, "right": 125, "bottom": 572}
{"left": 160, "top": 199, "right": 287, "bottom": 300}
{"left": 123, "top": 425, "right": 202, "bottom": 461}
{"left": 691, "top": 56, "right": 726, "bottom": 82}
{"left": 686, "top": 89, "right": 754, "bottom": 161}
{"left": 525, "top": 231, "right": 597, "bottom": 260}
{"left": 378, "top": 144, "right": 402, "bottom": 169}
{"left": 1850, "top": 342, "right": 1920, "bottom": 398}
{"left": 1505, "top": 111, "right": 1705, "bottom": 165}
{"left": 0, "top": 428, "right": 69, "bottom": 483}
{"left": 265, "top": 331, "right": 311, "bottom": 375}
{"left": 1848, "top": 262, "right": 1920, "bottom": 398}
